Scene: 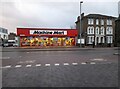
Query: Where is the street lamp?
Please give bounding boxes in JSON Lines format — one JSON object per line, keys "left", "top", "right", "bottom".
{"left": 79, "top": 1, "right": 83, "bottom": 47}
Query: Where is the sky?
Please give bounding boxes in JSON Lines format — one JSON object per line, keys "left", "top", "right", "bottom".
{"left": 0, "top": 0, "right": 119, "bottom": 33}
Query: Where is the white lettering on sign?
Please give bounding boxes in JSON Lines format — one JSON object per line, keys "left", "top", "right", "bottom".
{"left": 30, "top": 30, "right": 67, "bottom": 35}
{"left": 20, "top": 34, "right": 25, "bottom": 36}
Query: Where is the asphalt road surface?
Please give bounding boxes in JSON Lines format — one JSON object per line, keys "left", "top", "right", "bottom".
{"left": 0, "top": 47, "right": 119, "bottom": 87}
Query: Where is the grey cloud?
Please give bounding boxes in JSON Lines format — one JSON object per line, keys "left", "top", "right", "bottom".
{"left": 0, "top": 1, "right": 119, "bottom": 33}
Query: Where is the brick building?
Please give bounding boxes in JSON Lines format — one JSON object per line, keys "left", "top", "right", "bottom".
{"left": 75, "top": 13, "right": 116, "bottom": 47}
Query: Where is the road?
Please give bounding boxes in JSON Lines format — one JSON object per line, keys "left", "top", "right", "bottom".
{"left": 0, "top": 47, "right": 119, "bottom": 87}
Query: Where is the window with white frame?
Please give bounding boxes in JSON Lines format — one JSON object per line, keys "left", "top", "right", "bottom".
{"left": 88, "top": 18, "right": 94, "bottom": 25}
{"left": 88, "top": 36, "right": 94, "bottom": 44}
{"left": 95, "top": 27, "right": 99, "bottom": 34}
{"left": 110, "top": 36, "right": 112, "bottom": 43}
{"left": 107, "top": 19, "right": 112, "bottom": 25}
{"left": 91, "top": 27, "right": 93, "bottom": 34}
{"left": 87, "top": 27, "right": 90, "bottom": 34}
{"left": 107, "top": 36, "right": 113, "bottom": 43}
{"left": 110, "top": 20, "right": 112, "bottom": 25}
{"left": 96, "top": 19, "right": 99, "bottom": 25}
{"left": 87, "top": 26, "right": 94, "bottom": 34}
{"left": 101, "top": 19, "right": 104, "bottom": 25}
{"left": 107, "top": 20, "right": 109, "bottom": 25}
{"left": 106, "top": 27, "right": 113, "bottom": 34}
{"left": 100, "top": 27, "right": 104, "bottom": 35}
{"left": 101, "top": 37, "right": 104, "bottom": 43}
{"left": 88, "top": 19, "right": 91, "bottom": 24}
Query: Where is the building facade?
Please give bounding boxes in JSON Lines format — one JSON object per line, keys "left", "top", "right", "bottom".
{"left": 115, "top": 15, "right": 120, "bottom": 47}
{"left": 0, "top": 27, "right": 8, "bottom": 46}
{"left": 17, "top": 28, "right": 78, "bottom": 47}
{"left": 75, "top": 14, "right": 116, "bottom": 47}
{"left": 8, "top": 33, "right": 17, "bottom": 40}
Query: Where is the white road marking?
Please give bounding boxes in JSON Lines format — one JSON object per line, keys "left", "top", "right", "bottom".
{"left": 26, "top": 65, "right": 32, "bottom": 67}
{"left": 90, "top": 62, "right": 96, "bottom": 64}
{"left": 114, "top": 53, "right": 119, "bottom": 55}
{"left": 3, "top": 65, "right": 11, "bottom": 68}
{"left": 63, "top": 63, "right": 69, "bottom": 65}
{"left": 92, "top": 58, "right": 104, "bottom": 61}
{"left": 81, "top": 62, "right": 86, "bottom": 64}
{"left": 55, "top": 63, "right": 60, "bottom": 66}
{"left": 18, "top": 60, "right": 36, "bottom": 64}
{"left": 15, "top": 65, "right": 22, "bottom": 68}
{"left": 72, "top": 63, "right": 78, "bottom": 65}
{"left": 0, "top": 57, "right": 10, "bottom": 59}
{"left": 45, "top": 64, "right": 50, "bottom": 66}
{"left": 36, "top": 64, "right": 41, "bottom": 67}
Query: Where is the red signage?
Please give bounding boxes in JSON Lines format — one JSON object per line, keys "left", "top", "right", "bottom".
{"left": 17, "top": 28, "right": 78, "bottom": 37}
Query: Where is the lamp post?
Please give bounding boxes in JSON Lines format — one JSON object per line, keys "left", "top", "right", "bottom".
{"left": 79, "top": 1, "right": 83, "bottom": 47}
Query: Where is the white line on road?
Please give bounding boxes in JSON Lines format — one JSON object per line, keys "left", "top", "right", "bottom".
{"left": 81, "top": 62, "right": 86, "bottom": 64}
{"left": 90, "top": 62, "right": 96, "bottom": 64}
{"left": 72, "top": 63, "right": 78, "bottom": 65}
{"left": 26, "top": 65, "right": 32, "bottom": 67}
{"left": 45, "top": 64, "right": 50, "bottom": 66}
{"left": 15, "top": 65, "right": 22, "bottom": 68}
{"left": 55, "top": 63, "right": 60, "bottom": 66}
{"left": 0, "top": 57, "right": 10, "bottom": 59}
{"left": 3, "top": 65, "right": 11, "bottom": 68}
{"left": 36, "top": 64, "right": 41, "bottom": 67}
{"left": 63, "top": 63, "right": 69, "bottom": 65}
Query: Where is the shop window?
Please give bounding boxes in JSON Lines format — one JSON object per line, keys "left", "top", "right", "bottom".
{"left": 20, "top": 37, "right": 75, "bottom": 47}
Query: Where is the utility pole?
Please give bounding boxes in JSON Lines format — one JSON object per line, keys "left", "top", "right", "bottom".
{"left": 79, "top": 1, "right": 83, "bottom": 47}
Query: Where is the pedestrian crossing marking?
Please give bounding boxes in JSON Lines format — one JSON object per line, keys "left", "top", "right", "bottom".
{"left": 72, "top": 63, "right": 78, "bottom": 65}
{"left": 26, "top": 65, "right": 32, "bottom": 67}
{"left": 90, "top": 62, "right": 96, "bottom": 64}
{"left": 3, "top": 65, "right": 11, "bottom": 68}
{"left": 36, "top": 64, "right": 41, "bottom": 67}
{"left": 15, "top": 65, "right": 22, "bottom": 68}
{"left": 63, "top": 63, "right": 69, "bottom": 65}
{"left": 55, "top": 63, "right": 60, "bottom": 66}
{"left": 81, "top": 62, "right": 86, "bottom": 64}
{"left": 45, "top": 64, "right": 50, "bottom": 66}
{"left": 2, "top": 62, "right": 99, "bottom": 68}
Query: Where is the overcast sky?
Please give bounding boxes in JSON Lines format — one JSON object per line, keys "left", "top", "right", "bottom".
{"left": 0, "top": 0, "right": 119, "bottom": 33}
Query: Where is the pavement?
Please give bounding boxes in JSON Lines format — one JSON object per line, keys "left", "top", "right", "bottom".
{"left": 1, "top": 46, "right": 119, "bottom": 52}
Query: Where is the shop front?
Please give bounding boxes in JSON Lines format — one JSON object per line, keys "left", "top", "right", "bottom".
{"left": 17, "top": 28, "right": 78, "bottom": 47}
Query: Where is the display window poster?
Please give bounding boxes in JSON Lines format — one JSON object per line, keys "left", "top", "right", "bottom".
{"left": 53, "top": 37, "right": 58, "bottom": 41}
{"left": 29, "top": 36, "right": 33, "bottom": 40}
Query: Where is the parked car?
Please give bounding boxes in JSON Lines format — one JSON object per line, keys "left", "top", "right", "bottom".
{"left": 3, "top": 43, "right": 9, "bottom": 47}
{"left": 13, "top": 43, "right": 18, "bottom": 47}
{"left": 3, "top": 40, "right": 18, "bottom": 47}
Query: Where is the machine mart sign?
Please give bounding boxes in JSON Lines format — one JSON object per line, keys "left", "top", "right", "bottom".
{"left": 30, "top": 30, "right": 67, "bottom": 35}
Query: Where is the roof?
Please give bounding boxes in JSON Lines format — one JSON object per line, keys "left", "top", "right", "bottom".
{"left": 84, "top": 14, "right": 117, "bottom": 19}
{"left": 75, "top": 13, "right": 117, "bottom": 23}
{"left": 17, "top": 27, "right": 77, "bottom": 30}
